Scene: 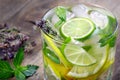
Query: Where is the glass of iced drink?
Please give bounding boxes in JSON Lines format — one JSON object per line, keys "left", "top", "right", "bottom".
{"left": 39, "top": 3, "right": 118, "bottom": 80}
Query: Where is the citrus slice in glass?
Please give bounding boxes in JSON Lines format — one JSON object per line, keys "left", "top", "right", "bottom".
{"left": 64, "top": 43, "right": 96, "bottom": 66}
{"left": 66, "top": 44, "right": 109, "bottom": 78}
{"left": 60, "top": 18, "right": 95, "bottom": 39}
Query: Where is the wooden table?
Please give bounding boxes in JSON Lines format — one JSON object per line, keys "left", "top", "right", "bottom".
{"left": 0, "top": 0, "right": 120, "bottom": 80}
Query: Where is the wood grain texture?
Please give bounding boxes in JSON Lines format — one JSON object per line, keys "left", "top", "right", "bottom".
{"left": 0, "top": 0, "right": 120, "bottom": 80}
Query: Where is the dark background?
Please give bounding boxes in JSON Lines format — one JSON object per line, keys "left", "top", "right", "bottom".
{"left": 0, "top": 0, "right": 120, "bottom": 80}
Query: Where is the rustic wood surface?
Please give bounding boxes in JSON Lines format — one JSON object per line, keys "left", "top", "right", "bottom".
{"left": 0, "top": 0, "right": 120, "bottom": 80}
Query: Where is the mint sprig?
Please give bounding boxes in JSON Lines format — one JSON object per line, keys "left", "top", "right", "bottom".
{"left": 13, "top": 47, "right": 24, "bottom": 67}
{"left": 98, "top": 16, "right": 117, "bottom": 47}
{"left": 99, "top": 33, "right": 116, "bottom": 47}
{"left": 0, "top": 47, "right": 39, "bottom": 80}
{"left": 0, "top": 60, "right": 14, "bottom": 79}
{"left": 15, "top": 69, "right": 26, "bottom": 80}
{"left": 56, "top": 6, "right": 66, "bottom": 21}
{"left": 22, "top": 65, "right": 39, "bottom": 77}
{"left": 55, "top": 6, "right": 66, "bottom": 27}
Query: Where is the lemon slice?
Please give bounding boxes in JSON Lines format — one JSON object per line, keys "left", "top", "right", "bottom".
{"left": 67, "top": 44, "right": 109, "bottom": 78}
{"left": 64, "top": 44, "right": 96, "bottom": 66}
{"left": 43, "top": 33, "right": 71, "bottom": 67}
{"left": 60, "top": 18, "right": 95, "bottom": 39}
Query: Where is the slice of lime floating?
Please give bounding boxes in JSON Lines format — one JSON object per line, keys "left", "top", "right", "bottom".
{"left": 60, "top": 18, "right": 95, "bottom": 39}
{"left": 66, "top": 44, "right": 109, "bottom": 78}
{"left": 64, "top": 43, "right": 96, "bottom": 66}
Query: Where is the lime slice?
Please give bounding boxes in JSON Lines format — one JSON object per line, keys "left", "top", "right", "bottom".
{"left": 64, "top": 43, "right": 96, "bottom": 66}
{"left": 60, "top": 18, "right": 95, "bottom": 39}
{"left": 67, "top": 44, "right": 109, "bottom": 78}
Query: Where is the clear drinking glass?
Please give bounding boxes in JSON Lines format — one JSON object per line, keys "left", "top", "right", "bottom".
{"left": 40, "top": 3, "right": 118, "bottom": 80}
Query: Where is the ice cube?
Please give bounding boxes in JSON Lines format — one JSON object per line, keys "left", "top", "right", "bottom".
{"left": 90, "top": 11, "right": 108, "bottom": 29}
{"left": 51, "top": 11, "right": 75, "bottom": 25}
{"left": 72, "top": 4, "right": 89, "bottom": 18}
{"left": 66, "top": 11, "right": 75, "bottom": 20}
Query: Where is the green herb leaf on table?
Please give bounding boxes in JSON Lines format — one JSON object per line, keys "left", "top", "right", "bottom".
{"left": 17, "top": 66, "right": 28, "bottom": 72}
{"left": 22, "top": 65, "right": 39, "bottom": 77}
{"left": 15, "top": 69, "right": 26, "bottom": 80}
{"left": 0, "top": 60, "right": 14, "bottom": 79}
{"left": 0, "top": 46, "right": 39, "bottom": 80}
{"left": 13, "top": 47, "right": 24, "bottom": 67}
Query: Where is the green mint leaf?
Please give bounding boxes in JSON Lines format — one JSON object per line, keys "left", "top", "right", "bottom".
{"left": 109, "top": 35, "right": 116, "bottom": 47}
{"left": 55, "top": 6, "right": 66, "bottom": 22}
{"left": 0, "top": 60, "right": 14, "bottom": 79}
{"left": 43, "top": 47, "right": 60, "bottom": 64}
{"left": 54, "top": 20, "right": 64, "bottom": 28}
{"left": 60, "top": 37, "right": 71, "bottom": 53}
{"left": 99, "top": 34, "right": 116, "bottom": 47}
{"left": 17, "top": 66, "right": 28, "bottom": 72}
{"left": 98, "top": 16, "right": 117, "bottom": 47}
{"left": 22, "top": 65, "right": 39, "bottom": 77}
{"left": 13, "top": 47, "right": 24, "bottom": 67}
{"left": 15, "top": 69, "right": 25, "bottom": 80}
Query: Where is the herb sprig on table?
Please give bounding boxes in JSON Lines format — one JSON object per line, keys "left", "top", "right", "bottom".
{"left": 0, "top": 24, "right": 39, "bottom": 80}
{"left": 0, "top": 47, "right": 39, "bottom": 80}
{"left": 0, "top": 24, "right": 36, "bottom": 60}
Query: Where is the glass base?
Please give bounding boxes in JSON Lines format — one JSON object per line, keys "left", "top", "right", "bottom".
{"left": 97, "top": 65, "right": 113, "bottom": 80}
